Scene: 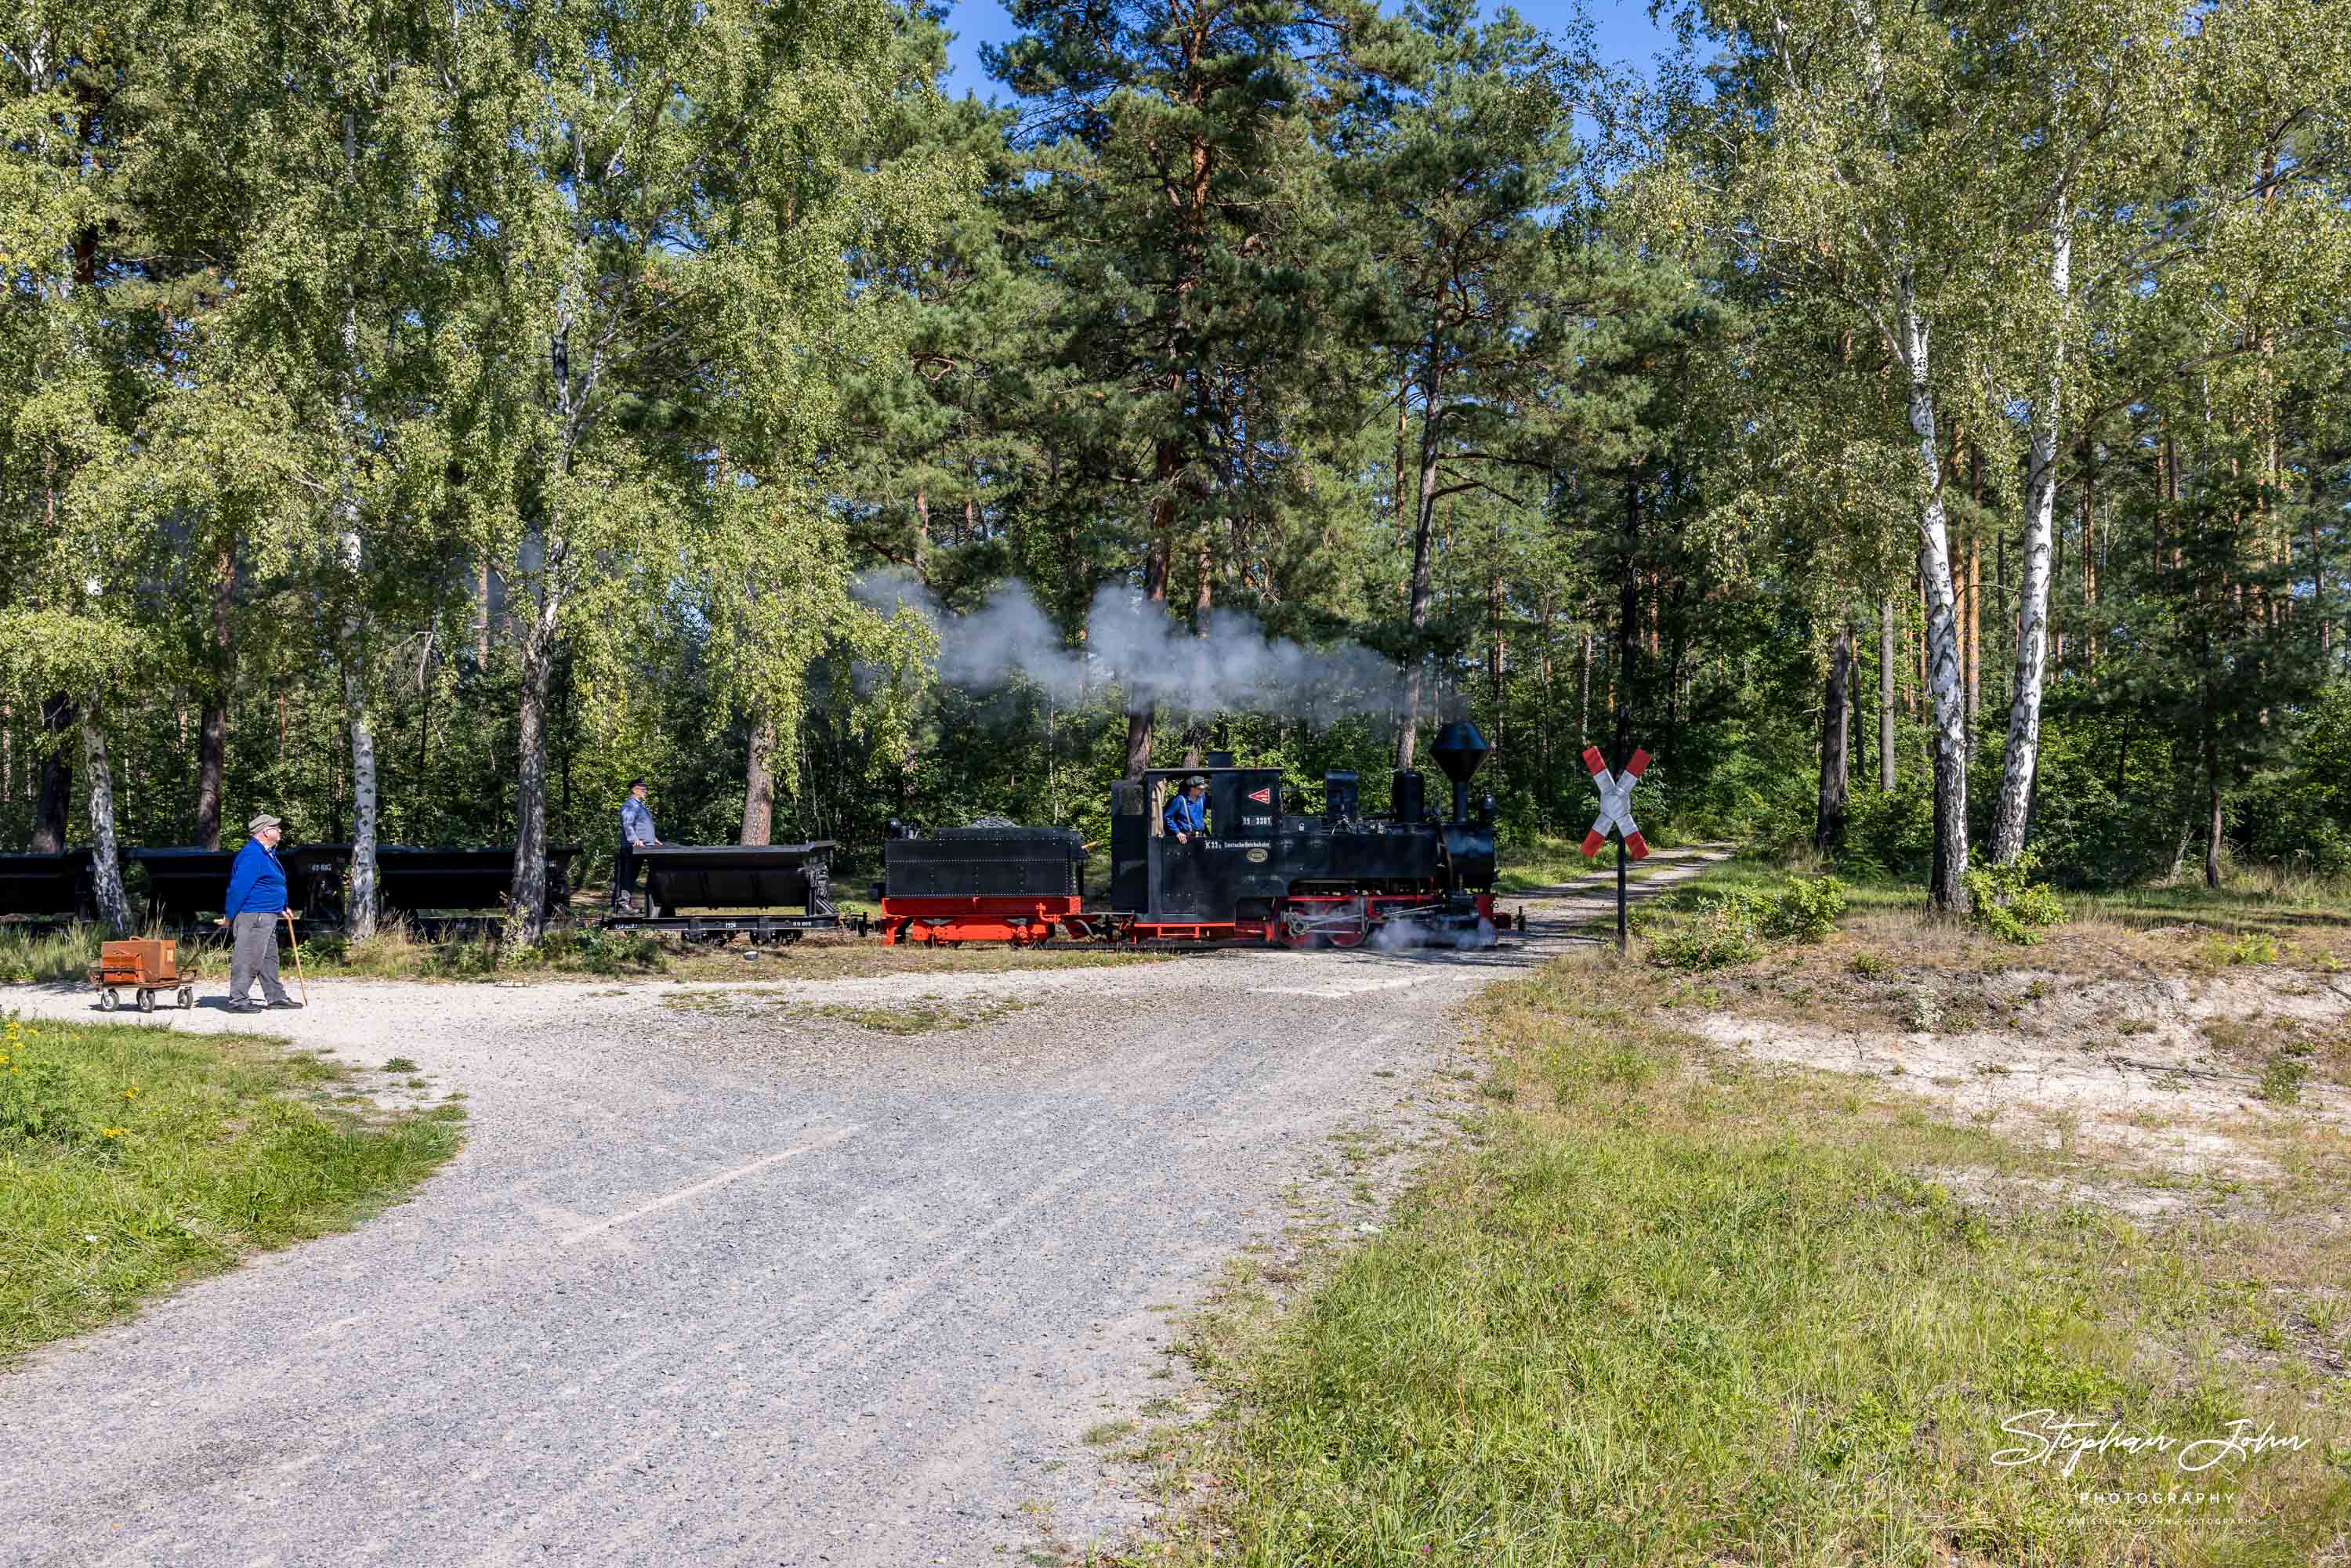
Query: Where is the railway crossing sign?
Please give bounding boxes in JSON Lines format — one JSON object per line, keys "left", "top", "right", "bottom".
{"left": 1580, "top": 744, "right": 1653, "bottom": 953}
{"left": 1579, "top": 746, "right": 1651, "bottom": 860}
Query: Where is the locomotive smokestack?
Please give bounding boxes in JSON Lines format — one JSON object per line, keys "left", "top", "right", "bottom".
{"left": 1429, "top": 721, "right": 1490, "bottom": 824}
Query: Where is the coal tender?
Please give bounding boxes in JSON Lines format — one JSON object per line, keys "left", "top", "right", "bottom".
{"left": 878, "top": 719, "right": 1507, "bottom": 948}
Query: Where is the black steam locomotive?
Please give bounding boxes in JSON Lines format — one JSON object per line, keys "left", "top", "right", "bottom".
{"left": 875, "top": 720, "right": 1505, "bottom": 949}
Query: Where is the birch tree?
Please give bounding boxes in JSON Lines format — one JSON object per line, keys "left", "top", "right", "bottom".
{"left": 435, "top": 0, "right": 934, "bottom": 948}
{"left": 1650, "top": 0, "right": 2003, "bottom": 907}
{"left": 1982, "top": 0, "right": 2347, "bottom": 863}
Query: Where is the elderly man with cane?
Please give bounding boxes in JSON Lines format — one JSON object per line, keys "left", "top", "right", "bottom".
{"left": 223, "top": 813, "right": 303, "bottom": 1013}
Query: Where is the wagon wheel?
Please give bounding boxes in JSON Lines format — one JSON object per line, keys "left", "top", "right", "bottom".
{"left": 176, "top": 987, "right": 195, "bottom": 1010}
{"left": 136, "top": 990, "right": 157, "bottom": 1013}
{"left": 99, "top": 988, "right": 118, "bottom": 1012}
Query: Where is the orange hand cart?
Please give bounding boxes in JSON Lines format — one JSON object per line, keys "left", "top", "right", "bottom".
{"left": 89, "top": 939, "right": 195, "bottom": 1014}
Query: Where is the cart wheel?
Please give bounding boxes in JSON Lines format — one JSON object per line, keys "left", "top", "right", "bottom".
{"left": 99, "top": 988, "right": 118, "bottom": 1012}
{"left": 177, "top": 987, "right": 195, "bottom": 1010}
{"left": 137, "top": 990, "right": 157, "bottom": 1013}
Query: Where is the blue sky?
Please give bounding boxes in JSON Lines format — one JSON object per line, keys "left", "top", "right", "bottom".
{"left": 937, "top": 0, "right": 1681, "bottom": 100}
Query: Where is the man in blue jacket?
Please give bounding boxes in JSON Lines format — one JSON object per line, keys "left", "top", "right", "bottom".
{"left": 1163, "top": 775, "right": 1208, "bottom": 844}
{"left": 611, "top": 779, "right": 661, "bottom": 914}
{"left": 223, "top": 813, "right": 300, "bottom": 1012}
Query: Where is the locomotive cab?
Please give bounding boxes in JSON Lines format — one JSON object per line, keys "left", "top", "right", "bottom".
{"left": 1134, "top": 766, "right": 1288, "bottom": 923}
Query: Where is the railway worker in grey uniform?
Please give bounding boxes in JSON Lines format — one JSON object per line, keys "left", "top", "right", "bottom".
{"left": 612, "top": 779, "right": 661, "bottom": 913}
{"left": 223, "top": 813, "right": 301, "bottom": 1012}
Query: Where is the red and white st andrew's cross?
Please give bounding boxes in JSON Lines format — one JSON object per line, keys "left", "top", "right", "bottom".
{"left": 1579, "top": 746, "right": 1651, "bottom": 860}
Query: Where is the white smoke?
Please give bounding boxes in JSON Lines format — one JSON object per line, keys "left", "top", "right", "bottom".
{"left": 856, "top": 571, "right": 1408, "bottom": 720}
{"left": 1369, "top": 915, "right": 1498, "bottom": 952}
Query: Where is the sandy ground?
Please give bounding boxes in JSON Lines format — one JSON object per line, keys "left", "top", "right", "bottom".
{"left": 0, "top": 864, "right": 1712, "bottom": 1568}
{"left": 1690, "top": 967, "right": 2351, "bottom": 1184}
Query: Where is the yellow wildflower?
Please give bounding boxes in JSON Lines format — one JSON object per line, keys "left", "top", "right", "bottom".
{"left": 101, "top": 1128, "right": 125, "bottom": 1138}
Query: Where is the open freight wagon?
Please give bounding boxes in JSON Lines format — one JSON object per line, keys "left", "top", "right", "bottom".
{"left": 604, "top": 842, "right": 847, "bottom": 943}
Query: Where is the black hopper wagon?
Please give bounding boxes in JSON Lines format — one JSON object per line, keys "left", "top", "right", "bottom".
{"left": 878, "top": 720, "right": 1513, "bottom": 950}
{"left": 130, "top": 845, "right": 346, "bottom": 932}
{"left": 130, "top": 846, "right": 249, "bottom": 929}
{"left": 289, "top": 844, "right": 581, "bottom": 934}
{"left": 603, "top": 842, "right": 850, "bottom": 945}
{"left": 0, "top": 849, "right": 96, "bottom": 926}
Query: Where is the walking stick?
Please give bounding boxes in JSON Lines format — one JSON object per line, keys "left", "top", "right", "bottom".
{"left": 282, "top": 908, "right": 310, "bottom": 1005}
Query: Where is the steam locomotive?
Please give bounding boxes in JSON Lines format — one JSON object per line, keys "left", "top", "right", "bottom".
{"left": 874, "top": 720, "right": 1507, "bottom": 949}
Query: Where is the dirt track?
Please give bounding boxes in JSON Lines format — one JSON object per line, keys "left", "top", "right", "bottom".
{"left": 0, "top": 948, "right": 1484, "bottom": 1562}
{"left": 0, "top": 853, "right": 1733, "bottom": 1567}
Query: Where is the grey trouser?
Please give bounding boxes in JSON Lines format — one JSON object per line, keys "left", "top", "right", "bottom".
{"left": 229, "top": 911, "right": 292, "bottom": 1005}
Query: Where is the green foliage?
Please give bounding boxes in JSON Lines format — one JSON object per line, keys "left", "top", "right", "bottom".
{"left": 1962, "top": 854, "right": 2069, "bottom": 945}
{"left": 2200, "top": 931, "right": 2279, "bottom": 968}
{"left": 2257, "top": 1052, "right": 2309, "bottom": 1106}
{"left": 507, "top": 929, "right": 667, "bottom": 977}
{"left": 0, "top": 0, "right": 2345, "bottom": 931}
{"left": 0, "top": 924, "right": 101, "bottom": 987}
{"left": 1647, "top": 907, "right": 1763, "bottom": 972}
{"left": 1757, "top": 874, "right": 1849, "bottom": 941}
{"left": 0, "top": 1016, "right": 85, "bottom": 1144}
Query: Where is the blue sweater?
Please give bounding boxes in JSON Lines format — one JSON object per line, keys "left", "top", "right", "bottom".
{"left": 1163, "top": 791, "right": 1206, "bottom": 837}
{"left": 224, "top": 838, "right": 288, "bottom": 917}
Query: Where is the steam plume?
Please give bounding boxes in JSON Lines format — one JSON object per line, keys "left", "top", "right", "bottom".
{"left": 857, "top": 573, "right": 1409, "bottom": 721}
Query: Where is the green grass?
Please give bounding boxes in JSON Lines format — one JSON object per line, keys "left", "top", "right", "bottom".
{"left": 1171, "top": 954, "right": 2351, "bottom": 1566}
{"left": 0, "top": 922, "right": 106, "bottom": 986}
{"left": 0, "top": 1012, "right": 462, "bottom": 1360}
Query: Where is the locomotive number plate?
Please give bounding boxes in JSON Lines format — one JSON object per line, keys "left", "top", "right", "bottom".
{"left": 1245, "top": 847, "right": 1269, "bottom": 863}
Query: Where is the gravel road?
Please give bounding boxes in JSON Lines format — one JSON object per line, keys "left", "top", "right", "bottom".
{"left": 1, "top": 858, "right": 1716, "bottom": 1567}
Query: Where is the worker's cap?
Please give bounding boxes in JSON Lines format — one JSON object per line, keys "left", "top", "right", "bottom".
{"left": 1183, "top": 774, "right": 1208, "bottom": 788}
{"left": 248, "top": 813, "right": 283, "bottom": 835}
{"left": 629, "top": 778, "right": 648, "bottom": 790}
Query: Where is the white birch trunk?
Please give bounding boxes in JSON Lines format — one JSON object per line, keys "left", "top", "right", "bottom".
{"left": 1991, "top": 208, "right": 2071, "bottom": 864}
{"left": 81, "top": 700, "right": 131, "bottom": 936}
{"left": 1853, "top": 0, "right": 1968, "bottom": 907}
{"left": 1900, "top": 298, "right": 1971, "bottom": 911}
{"left": 337, "top": 110, "right": 379, "bottom": 938}
{"left": 504, "top": 584, "right": 560, "bottom": 951}
{"left": 1878, "top": 595, "right": 1896, "bottom": 791}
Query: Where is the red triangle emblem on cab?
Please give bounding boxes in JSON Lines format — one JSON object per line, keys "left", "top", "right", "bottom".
{"left": 1247, "top": 787, "right": 1271, "bottom": 804}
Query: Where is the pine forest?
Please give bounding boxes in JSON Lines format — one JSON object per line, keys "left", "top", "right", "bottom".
{"left": 6, "top": 0, "right": 2350, "bottom": 936}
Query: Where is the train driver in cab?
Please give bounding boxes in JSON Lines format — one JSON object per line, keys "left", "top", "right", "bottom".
{"left": 1164, "top": 773, "right": 1208, "bottom": 844}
